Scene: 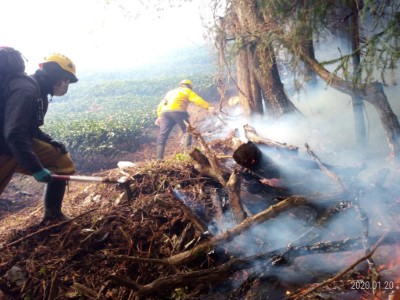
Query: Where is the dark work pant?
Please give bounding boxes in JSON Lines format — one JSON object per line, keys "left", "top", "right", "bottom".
{"left": 157, "top": 111, "right": 191, "bottom": 159}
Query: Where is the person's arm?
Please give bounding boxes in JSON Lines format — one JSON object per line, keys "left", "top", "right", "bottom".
{"left": 186, "top": 89, "right": 210, "bottom": 109}
{"left": 35, "top": 128, "right": 53, "bottom": 143}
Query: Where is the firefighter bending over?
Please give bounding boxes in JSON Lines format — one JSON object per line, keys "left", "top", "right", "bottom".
{"left": 155, "top": 79, "right": 214, "bottom": 159}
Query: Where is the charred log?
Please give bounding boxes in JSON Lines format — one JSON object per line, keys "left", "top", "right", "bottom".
{"left": 233, "top": 141, "right": 281, "bottom": 179}
{"left": 233, "top": 141, "right": 362, "bottom": 192}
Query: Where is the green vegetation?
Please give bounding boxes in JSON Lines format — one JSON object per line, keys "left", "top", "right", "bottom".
{"left": 43, "top": 46, "right": 217, "bottom": 167}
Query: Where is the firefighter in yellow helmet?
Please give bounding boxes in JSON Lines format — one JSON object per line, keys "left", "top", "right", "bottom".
{"left": 0, "top": 51, "right": 78, "bottom": 224}
{"left": 155, "top": 79, "right": 215, "bottom": 159}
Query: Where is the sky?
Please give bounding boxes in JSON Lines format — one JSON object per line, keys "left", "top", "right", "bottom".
{"left": 0, "top": 0, "right": 208, "bottom": 73}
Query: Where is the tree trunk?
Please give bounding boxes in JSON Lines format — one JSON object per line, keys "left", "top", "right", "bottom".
{"left": 347, "top": 2, "right": 367, "bottom": 147}
{"left": 232, "top": 0, "right": 299, "bottom": 118}
{"left": 298, "top": 0, "right": 317, "bottom": 82}
{"left": 252, "top": 42, "right": 299, "bottom": 117}
{"left": 236, "top": 45, "right": 254, "bottom": 117}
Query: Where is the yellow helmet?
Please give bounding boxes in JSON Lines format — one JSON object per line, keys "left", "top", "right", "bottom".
{"left": 179, "top": 79, "right": 193, "bottom": 88}
{"left": 42, "top": 53, "right": 78, "bottom": 83}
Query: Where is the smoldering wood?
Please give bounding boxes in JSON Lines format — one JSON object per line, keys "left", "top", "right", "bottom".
{"left": 166, "top": 194, "right": 335, "bottom": 266}
{"left": 233, "top": 141, "right": 361, "bottom": 187}
{"left": 290, "top": 233, "right": 390, "bottom": 299}
{"left": 107, "top": 232, "right": 400, "bottom": 298}
{"left": 240, "top": 125, "right": 365, "bottom": 180}
{"left": 289, "top": 200, "right": 354, "bottom": 247}
{"left": 227, "top": 127, "right": 244, "bottom": 149}
{"left": 233, "top": 141, "right": 281, "bottom": 179}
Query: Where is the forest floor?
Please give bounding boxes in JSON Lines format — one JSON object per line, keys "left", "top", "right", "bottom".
{"left": 1, "top": 103, "right": 400, "bottom": 300}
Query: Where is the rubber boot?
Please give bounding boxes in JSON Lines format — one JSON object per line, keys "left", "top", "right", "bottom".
{"left": 156, "top": 143, "right": 165, "bottom": 159}
{"left": 41, "top": 180, "right": 70, "bottom": 223}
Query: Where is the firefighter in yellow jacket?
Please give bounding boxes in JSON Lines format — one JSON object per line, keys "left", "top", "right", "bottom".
{"left": 155, "top": 79, "right": 214, "bottom": 159}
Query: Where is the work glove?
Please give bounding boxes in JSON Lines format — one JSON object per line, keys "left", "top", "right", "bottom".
{"left": 50, "top": 140, "right": 68, "bottom": 154}
{"left": 207, "top": 106, "right": 216, "bottom": 114}
{"left": 33, "top": 168, "right": 53, "bottom": 183}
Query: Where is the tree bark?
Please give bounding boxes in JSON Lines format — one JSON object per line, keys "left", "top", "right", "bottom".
{"left": 232, "top": 0, "right": 299, "bottom": 118}
{"left": 236, "top": 46, "right": 254, "bottom": 117}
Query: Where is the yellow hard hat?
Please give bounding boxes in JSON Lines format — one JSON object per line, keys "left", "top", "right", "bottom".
{"left": 42, "top": 53, "right": 78, "bottom": 83}
{"left": 179, "top": 79, "right": 193, "bottom": 88}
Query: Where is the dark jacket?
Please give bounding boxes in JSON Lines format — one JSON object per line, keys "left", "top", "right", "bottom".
{"left": 0, "top": 70, "right": 54, "bottom": 173}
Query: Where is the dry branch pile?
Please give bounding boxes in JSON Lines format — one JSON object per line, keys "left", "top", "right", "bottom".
{"left": 1, "top": 125, "right": 400, "bottom": 300}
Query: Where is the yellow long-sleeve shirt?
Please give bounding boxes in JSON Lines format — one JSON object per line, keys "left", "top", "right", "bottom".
{"left": 157, "top": 86, "right": 210, "bottom": 118}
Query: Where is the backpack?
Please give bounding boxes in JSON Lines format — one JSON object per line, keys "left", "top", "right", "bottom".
{"left": 0, "top": 46, "right": 26, "bottom": 86}
{"left": 0, "top": 47, "right": 41, "bottom": 100}
{"left": 0, "top": 47, "right": 42, "bottom": 152}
